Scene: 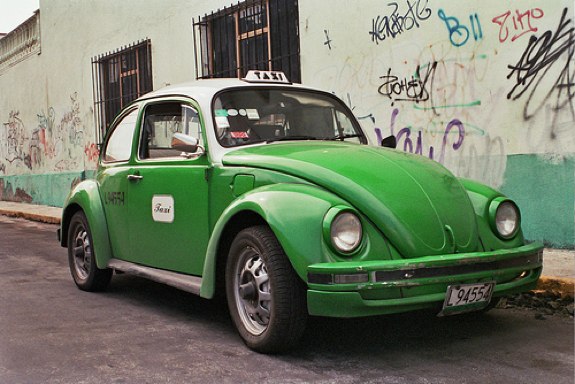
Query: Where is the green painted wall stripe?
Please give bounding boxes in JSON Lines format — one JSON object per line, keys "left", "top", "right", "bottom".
{"left": 0, "top": 171, "right": 95, "bottom": 207}
{"left": 501, "top": 154, "right": 574, "bottom": 249}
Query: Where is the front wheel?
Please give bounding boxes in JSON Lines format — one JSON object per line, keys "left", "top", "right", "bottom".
{"left": 67, "top": 211, "right": 112, "bottom": 291}
{"left": 226, "top": 225, "right": 307, "bottom": 353}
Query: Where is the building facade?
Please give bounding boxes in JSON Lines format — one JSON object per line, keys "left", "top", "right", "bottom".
{"left": 0, "top": 0, "right": 573, "bottom": 247}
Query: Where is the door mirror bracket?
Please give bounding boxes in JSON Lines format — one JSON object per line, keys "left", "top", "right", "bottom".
{"left": 381, "top": 135, "right": 397, "bottom": 149}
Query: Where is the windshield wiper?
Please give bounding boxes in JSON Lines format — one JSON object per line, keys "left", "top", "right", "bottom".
{"left": 266, "top": 135, "right": 318, "bottom": 143}
{"left": 327, "top": 134, "right": 362, "bottom": 141}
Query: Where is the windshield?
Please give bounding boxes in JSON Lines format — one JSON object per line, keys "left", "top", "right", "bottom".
{"left": 212, "top": 88, "right": 366, "bottom": 147}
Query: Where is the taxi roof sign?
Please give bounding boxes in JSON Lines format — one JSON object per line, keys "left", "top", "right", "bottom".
{"left": 242, "top": 70, "right": 290, "bottom": 84}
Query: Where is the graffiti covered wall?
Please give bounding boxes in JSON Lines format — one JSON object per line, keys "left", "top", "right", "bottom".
{"left": 300, "top": 0, "right": 574, "bottom": 247}
{"left": 0, "top": 85, "right": 98, "bottom": 205}
{"left": 0, "top": 0, "right": 573, "bottom": 247}
{"left": 1, "top": 93, "right": 93, "bottom": 173}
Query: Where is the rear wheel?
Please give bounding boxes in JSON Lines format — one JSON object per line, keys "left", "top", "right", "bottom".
{"left": 67, "top": 211, "right": 112, "bottom": 291}
{"left": 226, "top": 225, "right": 307, "bottom": 353}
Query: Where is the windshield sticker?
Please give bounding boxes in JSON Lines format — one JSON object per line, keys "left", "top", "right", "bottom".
{"left": 215, "top": 109, "right": 228, "bottom": 117}
{"left": 152, "top": 195, "right": 174, "bottom": 223}
{"left": 230, "top": 131, "right": 249, "bottom": 139}
{"left": 228, "top": 109, "right": 239, "bottom": 117}
{"left": 215, "top": 115, "right": 230, "bottom": 129}
{"left": 238, "top": 109, "right": 247, "bottom": 116}
{"left": 246, "top": 109, "right": 259, "bottom": 120}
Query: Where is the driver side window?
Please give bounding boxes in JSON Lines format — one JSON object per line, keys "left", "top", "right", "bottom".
{"left": 139, "top": 102, "right": 202, "bottom": 160}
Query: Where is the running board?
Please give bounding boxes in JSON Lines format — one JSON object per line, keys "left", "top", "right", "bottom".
{"left": 107, "top": 259, "right": 202, "bottom": 296}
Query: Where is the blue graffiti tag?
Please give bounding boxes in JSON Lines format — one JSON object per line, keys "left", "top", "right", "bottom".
{"left": 438, "top": 9, "right": 482, "bottom": 47}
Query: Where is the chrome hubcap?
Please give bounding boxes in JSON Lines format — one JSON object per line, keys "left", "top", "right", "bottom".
{"left": 72, "top": 227, "right": 91, "bottom": 280}
{"left": 234, "top": 248, "right": 271, "bottom": 335}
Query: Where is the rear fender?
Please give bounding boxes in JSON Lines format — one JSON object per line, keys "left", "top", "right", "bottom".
{"left": 200, "top": 183, "right": 345, "bottom": 299}
{"left": 60, "top": 180, "right": 113, "bottom": 269}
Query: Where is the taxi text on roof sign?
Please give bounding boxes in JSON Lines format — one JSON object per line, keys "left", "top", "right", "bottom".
{"left": 242, "top": 70, "right": 290, "bottom": 83}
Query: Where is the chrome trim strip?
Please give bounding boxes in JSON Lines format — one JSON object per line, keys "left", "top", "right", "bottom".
{"left": 373, "top": 251, "right": 542, "bottom": 283}
{"left": 107, "top": 259, "right": 202, "bottom": 295}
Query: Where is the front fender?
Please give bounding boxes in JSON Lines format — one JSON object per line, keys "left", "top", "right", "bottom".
{"left": 459, "top": 178, "right": 526, "bottom": 250}
{"left": 60, "top": 179, "right": 113, "bottom": 269}
{"left": 200, "top": 183, "right": 347, "bottom": 298}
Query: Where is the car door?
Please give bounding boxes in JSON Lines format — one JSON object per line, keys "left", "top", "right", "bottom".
{"left": 98, "top": 107, "right": 140, "bottom": 262}
{"left": 127, "top": 100, "right": 210, "bottom": 276}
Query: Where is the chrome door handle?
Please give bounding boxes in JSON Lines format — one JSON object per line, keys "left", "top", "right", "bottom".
{"left": 127, "top": 174, "right": 144, "bottom": 181}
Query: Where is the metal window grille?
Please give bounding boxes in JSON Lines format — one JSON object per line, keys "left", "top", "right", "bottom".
{"left": 91, "top": 39, "right": 153, "bottom": 141}
{"left": 193, "top": 0, "right": 300, "bottom": 82}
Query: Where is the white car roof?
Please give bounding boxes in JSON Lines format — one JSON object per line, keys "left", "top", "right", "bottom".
{"left": 137, "top": 77, "right": 321, "bottom": 105}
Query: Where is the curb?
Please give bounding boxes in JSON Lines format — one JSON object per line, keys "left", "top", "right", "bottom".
{"left": 0, "top": 209, "right": 61, "bottom": 225}
{"left": 536, "top": 276, "right": 575, "bottom": 299}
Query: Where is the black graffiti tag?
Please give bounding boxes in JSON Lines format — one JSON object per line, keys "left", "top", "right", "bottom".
{"left": 378, "top": 62, "right": 437, "bottom": 104}
{"left": 507, "top": 7, "right": 575, "bottom": 125}
{"left": 369, "top": 0, "right": 432, "bottom": 44}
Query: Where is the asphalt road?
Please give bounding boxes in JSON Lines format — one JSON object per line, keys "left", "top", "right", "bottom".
{"left": 0, "top": 216, "right": 573, "bottom": 384}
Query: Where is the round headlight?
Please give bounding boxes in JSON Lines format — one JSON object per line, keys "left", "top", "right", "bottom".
{"left": 330, "top": 212, "right": 363, "bottom": 254}
{"left": 495, "top": 201, "right": 520, "bottom": 239}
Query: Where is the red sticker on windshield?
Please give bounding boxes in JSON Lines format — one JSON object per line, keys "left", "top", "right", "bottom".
{"left": 230, "top": 131, "right": 249, "bottom": 139}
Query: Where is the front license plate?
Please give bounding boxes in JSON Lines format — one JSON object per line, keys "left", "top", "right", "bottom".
{"left": 440, "top": 282, "right": 495, "bottom": 316}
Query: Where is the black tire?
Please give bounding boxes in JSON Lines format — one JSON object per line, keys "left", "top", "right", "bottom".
{"left": 226, "top": 225, "right": 307, "bottom": 353}
{"left": 67, "top": 211, "right": 112, "bottom": 291}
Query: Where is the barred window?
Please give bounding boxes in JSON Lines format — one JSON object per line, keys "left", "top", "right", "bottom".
{"left": 194, "top": 0, "right": 300, "bottom": 82}
{"left": 92, "top": 39, "right": 153, "bottom": 140}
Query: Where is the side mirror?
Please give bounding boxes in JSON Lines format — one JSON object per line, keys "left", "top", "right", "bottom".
{"left": 381, "top": 135, "right": 397, "bottom": 149}
{"left": 171, "top": 133, "right": 204, "bottom": 157}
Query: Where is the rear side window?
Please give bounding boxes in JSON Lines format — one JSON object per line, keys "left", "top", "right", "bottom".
{"left": 103, "top": 108, "right": 138, "bottom": 162}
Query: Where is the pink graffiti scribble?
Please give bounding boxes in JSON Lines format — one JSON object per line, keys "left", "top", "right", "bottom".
{"left": 84, "top": 143, "right": 99, "bottom": 163}
{"left": 492, "top": 8, "right": 544, "bottom": 43}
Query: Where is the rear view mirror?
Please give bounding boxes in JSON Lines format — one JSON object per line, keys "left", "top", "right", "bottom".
{"left": 171, "top": 133, "right": 204, "bottom": 157}
{"left": 381, "top": 135, "right": 397, "bottom": 149}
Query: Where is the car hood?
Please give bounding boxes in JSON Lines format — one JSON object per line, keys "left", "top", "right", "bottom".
{"left": 222, "top": 142, "right": 478, "bottom": 258}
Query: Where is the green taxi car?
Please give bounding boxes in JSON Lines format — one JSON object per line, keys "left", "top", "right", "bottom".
{"left": 59, "top": 71, "right": 543, "bottom": 353}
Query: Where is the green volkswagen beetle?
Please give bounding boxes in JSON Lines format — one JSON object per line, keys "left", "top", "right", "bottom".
{"left": 59, "top": 71, "right": 543, "bottom": 353}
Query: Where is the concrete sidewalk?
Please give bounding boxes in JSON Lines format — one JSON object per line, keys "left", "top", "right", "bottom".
{"left": 1, "top": 200, "right": 573, "bottom": 298}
